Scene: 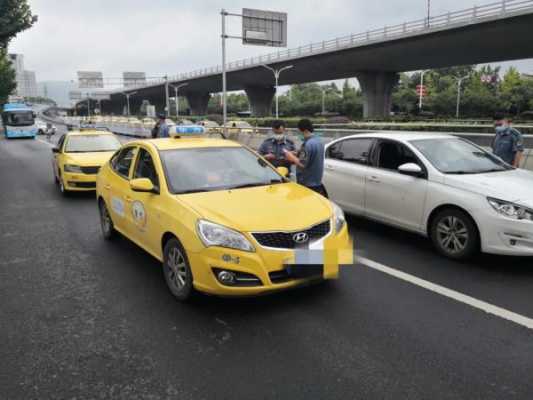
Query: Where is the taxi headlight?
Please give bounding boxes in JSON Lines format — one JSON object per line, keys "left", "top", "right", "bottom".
{"left": 488, "top": 197, "right": 533, "bottom": 222}
{"left": 64, "top": 164, "right": 83, "bottom": 173}
{"left": 331, "top": 202, "right": 346, "bottom": 233}
{"left": 197, "top": 220, "right": 255, "bottom": 252}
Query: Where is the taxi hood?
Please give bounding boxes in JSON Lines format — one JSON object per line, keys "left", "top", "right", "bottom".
{"left": 176, "top": 182, "right": 333, "bottom": 232}
{"left": 64, "top": 151, "right": 116, "bottom": 166}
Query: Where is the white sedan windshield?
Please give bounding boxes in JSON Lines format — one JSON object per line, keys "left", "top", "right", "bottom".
{"left": 411, "top": 138, "right": 511, "bottom": 174}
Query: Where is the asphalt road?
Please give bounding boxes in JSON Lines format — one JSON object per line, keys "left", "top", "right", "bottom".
{"left": 2, "top": 133, "right": 533, "bottom": 400}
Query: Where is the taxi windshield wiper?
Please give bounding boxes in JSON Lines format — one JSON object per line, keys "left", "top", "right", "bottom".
{"left": 175, "top": 188, "right": 216, "bottom": 194}
{"left": 227, "top": 182, "right": 270, "bottom": 190}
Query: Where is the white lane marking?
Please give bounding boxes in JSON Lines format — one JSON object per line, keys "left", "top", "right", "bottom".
{"left": 358, "top": 256, "right": 533, "bottom": 331}
{"left": 35, "top": 137, "right": 55, "bottom": 147}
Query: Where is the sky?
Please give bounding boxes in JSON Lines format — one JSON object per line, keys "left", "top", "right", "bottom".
{"left": 8, "top": 0, "right": 533, "bottom": 86}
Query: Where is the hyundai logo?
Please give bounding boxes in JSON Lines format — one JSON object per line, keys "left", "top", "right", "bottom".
{"left": 292, "top": 232, "right": 309, "bottom": 244}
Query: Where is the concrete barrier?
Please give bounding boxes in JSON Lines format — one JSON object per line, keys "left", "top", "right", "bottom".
{"left": 58, "top": 119, "right": 533, "bottom": 171}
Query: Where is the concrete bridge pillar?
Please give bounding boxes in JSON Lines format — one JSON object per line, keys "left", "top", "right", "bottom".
{"left": 356, "top": 71, "right": 399, "bottom": 119}
{"left": 185, "top": 92, "right": 211, "bottom": 116}
{"left": 245, "top": 86, "right": 275, "bottom": 117}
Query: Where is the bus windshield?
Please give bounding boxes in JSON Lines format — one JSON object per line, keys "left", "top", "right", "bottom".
{"left": 2, "top": 111, "right": 35, "bottom": 127}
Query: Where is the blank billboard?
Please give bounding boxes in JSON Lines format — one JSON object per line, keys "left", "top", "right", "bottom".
{"left": 242, "top": 8, "right": 287, "bottom": 47}
{"left": 77, "top": 71, "right": 104, "bottom": 88}
{"left": 123, "top": 72, "right": 146, "bottom": 88}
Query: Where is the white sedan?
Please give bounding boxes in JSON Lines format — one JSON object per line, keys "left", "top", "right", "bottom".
{"left": 323, "top": 133, "right": 533, "bottom": 260}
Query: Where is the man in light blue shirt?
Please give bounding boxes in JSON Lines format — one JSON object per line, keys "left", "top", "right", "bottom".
{"left": 157, "top": 114, "right": 169, "bottom": 138}
{"left": 283, "top": 119, "right": 328, "bottom": 198}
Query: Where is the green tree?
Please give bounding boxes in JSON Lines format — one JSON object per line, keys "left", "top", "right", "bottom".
{"left": 0, "top": 0, "right": 36, "bottom": 49}
{"left": 500, "top": 67, "right": 533, "bottom": 115}
{"left": 392, "top": 73, "right": 418, "bottom": 114}
{"left": 0, "top": 49, "right": 16, "bottom": 104}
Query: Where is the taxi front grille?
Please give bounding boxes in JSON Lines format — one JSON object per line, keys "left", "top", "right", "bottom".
{"left": 252, "top": 220, "right": 330, "bottom": 249}
{"left": 80, "top": 166, "right": 100, "bottom": 174}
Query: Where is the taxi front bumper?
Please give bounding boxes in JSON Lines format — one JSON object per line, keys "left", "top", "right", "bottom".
{"left": 188, "top": 223, "right": 353, "bottom": 296}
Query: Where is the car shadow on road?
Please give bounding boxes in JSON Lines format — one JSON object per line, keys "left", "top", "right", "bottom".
{"left": 107, "top": 230, "right": 340, "bottom": 321}
{"left": 346, "top": 214, "right": 533, "bottom": 276}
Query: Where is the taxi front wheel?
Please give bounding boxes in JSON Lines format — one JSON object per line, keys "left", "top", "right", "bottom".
{"left": 163, "top": 238, "right": 195, "bottom": 301}
{"left": 58, "top": 175, "right": 70, "bottom": 197}
{"left": 98, "top": 200, "right": 116, "bottom": 240}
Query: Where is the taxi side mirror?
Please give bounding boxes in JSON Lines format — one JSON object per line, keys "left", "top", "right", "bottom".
{"left": 130, "top": 178, "right": 155, "bottom": 193}
{"left": 276, "top": 166, "right": 289, "bottom": 177}
{"left": 52, "top": 147, "right": 60, "bottom": 153}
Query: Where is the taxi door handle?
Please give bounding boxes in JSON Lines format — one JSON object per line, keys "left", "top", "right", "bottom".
{"left": 104, "top": 184, "right": 111, "bottom": 190}
{"left": 125, "top": 196, "right": 133, "bottom": 203}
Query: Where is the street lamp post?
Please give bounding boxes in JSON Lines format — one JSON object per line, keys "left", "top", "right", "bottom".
{"left": 260, "top": 64, "right": 294, "bottom": 118}
{"left": 164, "top": 76, "right": 170, "bottom": 117}
{"left": 418, "top": 70, "right": 429, "bottom": 111}
{"left": 426, "top": 0, "right": 431, "bottom": 27}
{"left": 455, "top": 75, "right": 470, "bottom": 119}
{"left": 321, "top": 87, "right": 327, "bottom": 115}
{"left": 122, "top": 91, "right": 137, "bottom": 116}
{"left": 170, "top": 83, "right": 189, "bottom": 118}
{"left": 86, "top": 94, "right": 90, "bottom": 118}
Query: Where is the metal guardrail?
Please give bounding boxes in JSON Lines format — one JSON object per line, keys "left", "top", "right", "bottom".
{"left": 52, "top": 116, "right": 533, "bottom": 169}
{"left": 110, "top": 0, "right": 533, "bottom": 94}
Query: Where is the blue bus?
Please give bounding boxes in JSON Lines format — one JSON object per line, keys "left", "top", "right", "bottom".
{"left": 1, "top": 103, "right": 38, "bottom": 139}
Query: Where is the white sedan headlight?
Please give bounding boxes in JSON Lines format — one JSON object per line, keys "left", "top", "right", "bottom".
{"left": 197, "top": 220, "right": 255, "bottom": 252}
{"left": 331, "top": 202, "right": 346, "bottom": 233}
{"left": 64, "top": 164, "right": 83, "bottom": 173}
{"left": 488, "top": 198, "right": 533, "bottom": 222}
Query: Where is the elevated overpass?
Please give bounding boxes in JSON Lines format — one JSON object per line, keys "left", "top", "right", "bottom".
{"left": 91, "top": 0, "right": 533, "bottom": 118}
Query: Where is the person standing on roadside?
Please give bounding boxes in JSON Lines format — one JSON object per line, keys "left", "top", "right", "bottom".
{"left": 151, "top": 119, "right": 161, "bottom": 138}
{"left": 492, "top": 112, "right": 524, "bottom": 168}
{"left": 258, "top": 120, "right": 295, "bottom": 171}
{"left": 283, "top": 119, "right": 328, "bottom": 198}
{"left": 156, "top": 113, "right": 170, "bottom": 138}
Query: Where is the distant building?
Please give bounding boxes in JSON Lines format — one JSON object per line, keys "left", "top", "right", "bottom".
{"left": 8, "top": 53, "right": 39, "bottom": 98}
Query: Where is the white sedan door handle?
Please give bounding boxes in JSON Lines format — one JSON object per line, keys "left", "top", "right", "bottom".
{"left": 368, "top": 176, "right": 381, "bottom": 184}
{"left": 325, "top": 164, "right": 336, "bottom": 171}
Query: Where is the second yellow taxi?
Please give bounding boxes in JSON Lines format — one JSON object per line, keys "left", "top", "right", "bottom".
{"left": 52, "top": 129, "right": 121, "bottom": 195}
{"left": 96, "top": 126, "right": 352, "bottom": 300}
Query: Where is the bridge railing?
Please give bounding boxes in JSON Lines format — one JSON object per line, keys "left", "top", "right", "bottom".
{"left": 116, "top": 0, "right": 533, "bottom": 92}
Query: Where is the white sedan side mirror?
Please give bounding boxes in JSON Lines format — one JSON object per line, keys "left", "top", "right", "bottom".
{"left": 398, "top": 163, "right": 423, "bottom": 177}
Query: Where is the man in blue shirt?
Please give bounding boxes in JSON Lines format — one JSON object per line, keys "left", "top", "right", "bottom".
{"left": 492, "top": 113, "right": 524, "bottom": 167}
{"left": 283, "top": 119, "right": 328, "bottom": 198}
{"left": 258, "top": 120, "right": 296, "bottom": 170}
{"left": 157, "top": 114, "right": 170, "bottom": 138}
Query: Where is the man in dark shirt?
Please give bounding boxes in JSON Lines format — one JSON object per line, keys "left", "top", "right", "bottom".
{"left": 258, "top": 120, "right": 296, "bottom": 170}
{"left": 283, "top": 119, "right": 328, "bottom": 198}
{"left": 492, "top": 113, "right": 524, "bottom": 167}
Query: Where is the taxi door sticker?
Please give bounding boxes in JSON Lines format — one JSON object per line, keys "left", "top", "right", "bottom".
{"left": 132, "top": 201, "right": 147, "bottom": 231}
{"left": 111, "top": 196, "right": 125, "bottom": 217}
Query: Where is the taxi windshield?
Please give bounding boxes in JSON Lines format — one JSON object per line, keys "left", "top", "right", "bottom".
{"left": 65, "top": 135, "right": 121, "bottom": 153}
{"left": 160, "top": 147, "right": 284, "bottom": 194}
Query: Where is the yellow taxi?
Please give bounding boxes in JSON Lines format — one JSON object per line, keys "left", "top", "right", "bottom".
{"left": 52, "top": 129, "right": 121, "bottom": 195}
{"left": 95, "top": 126, "right": 352, "bottom": 301}
{"left": 225, "top": 120, "right": 255, "bottom": 135}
